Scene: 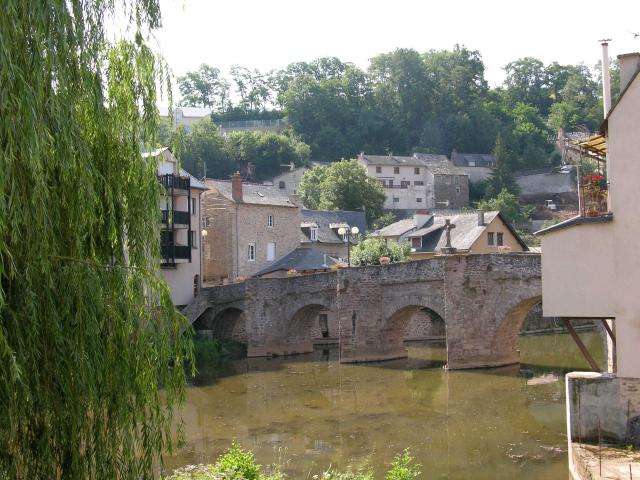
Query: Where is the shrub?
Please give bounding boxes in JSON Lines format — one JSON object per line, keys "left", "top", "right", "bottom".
{"left": 216, "top": 442, "right": 261, "bottom": 480}
{"left": 350, "top": 237, "right": 410, "bottom": 266}
{"left": 385, "top": 449, "right": 421, "bottom": 480}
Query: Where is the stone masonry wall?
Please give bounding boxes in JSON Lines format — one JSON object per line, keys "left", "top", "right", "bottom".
{"left": 434, "top": 174, "right": 469, "bottom": 209}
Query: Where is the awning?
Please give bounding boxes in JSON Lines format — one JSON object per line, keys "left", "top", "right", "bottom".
{"left": 572, "top": 134, "right": 606, "bottom": 160}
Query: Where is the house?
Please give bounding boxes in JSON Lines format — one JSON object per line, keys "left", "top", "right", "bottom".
{"left": 450, "top": 150, "right": 496, "bottom": 182}
{"left": 264, "top": 161, "right": 328, "bottom": 198}
{"left": 535, "top": 50, "right": 640, "bottom": 478}
{"left": 201, "top": 173, "right": 301, "bottom": 284}
{"left": 149, "top": 147, "right": 207, "bottom": 307}
{"left": 300, "top": 209, "right": 368, "bottom": 260}
{"left": 159, "top": 106, "right": 213, "bottom": 130}
{"left": 372, "top": 211, "right": 434, "bottom": 242}
{"left": 357, "top": 152, "right": 469, "bottom": 212}
{"left": 254, "top": 247, "right": 338, "bottom": 278}
{"left": 407, "top": 210, "right": 528, "bottom": 259}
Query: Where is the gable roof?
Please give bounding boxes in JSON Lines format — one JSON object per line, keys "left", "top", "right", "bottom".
{"left": 146, "top": 147, "right": 207, "bottom": 190}
{"left": 408, "top": 211, "right": 528, "bottom": 252}
{"left": 359, "top": 154, "right": 426, "bottom": 167}
{"left": 254, "top": 247, "right": 337, "bottom": 276}
{"left": 205, "top": 179, "right": 297, "bottom": 207}
{"left": 374, "top": 218, "right": 419, "bottom": 238}
{"left": 300, "top": 210, "right": 368, "bottom": 244}
{"left": 359, "top": 153, "right": 465, "bottom": 175}
{"left": 413, "top": 154, "right": 467, "bottom": 175}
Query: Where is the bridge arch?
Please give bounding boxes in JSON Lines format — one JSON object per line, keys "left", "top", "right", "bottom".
{"left": 285, "top": 303, "right": 332, "bottom": 345}
{"left": 195, "top": 306, "right": 247, "bottom": 344}
{"left": 491, "top": 295, "right": 543, "bottom": 365}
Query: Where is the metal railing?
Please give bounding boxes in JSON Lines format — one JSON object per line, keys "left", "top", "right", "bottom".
{"left": 217, "top": 119, "right": 287, "bottom": 130}
{"left": 579, "top": 174, "right": 609, "bottom": 217}
{"left": 161, "top": 244, "right": 191, "bottom": 261}
{"left": 161, "top": 210, "right": 190, "bottom": 225}
{"left": 158, "top": 174, "right": 190, "bottom": 190}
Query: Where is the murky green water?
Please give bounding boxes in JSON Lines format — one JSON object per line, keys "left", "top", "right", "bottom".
{"left": 166, "top": 332, "right": 604, "bottom": 479}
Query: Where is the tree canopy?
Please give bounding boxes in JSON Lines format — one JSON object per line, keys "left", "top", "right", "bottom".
{"left": 1, "top": 1, "right": 190, "bottom": 478}
{"left": 298, "top": 161, "right": 385, "bottom": 224}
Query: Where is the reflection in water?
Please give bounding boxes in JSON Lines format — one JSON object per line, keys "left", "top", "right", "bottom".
{"left": 166, "top": 332, "right": 603, "bottom": 479}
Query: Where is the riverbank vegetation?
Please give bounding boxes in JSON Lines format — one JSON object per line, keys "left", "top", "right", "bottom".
{"left": 164, "top": 443, "right": 420, "bottom": 480}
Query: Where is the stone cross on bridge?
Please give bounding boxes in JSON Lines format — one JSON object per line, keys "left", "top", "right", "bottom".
{"left": 183, "top": 253, "right": 541, "bottom": 369}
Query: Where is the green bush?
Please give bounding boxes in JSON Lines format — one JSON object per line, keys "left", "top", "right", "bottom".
{"left": 350, "top": 237, "right": 410, "bottom": 266}
{"left": 217, "top": 442, "right": 261, "bottom": 480}
{"left": 385, "top": 450, "right": 421, "bottom": 480}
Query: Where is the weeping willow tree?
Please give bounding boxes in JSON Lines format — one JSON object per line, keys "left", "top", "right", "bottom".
{"left": 0, "top": 1, "right": 192, "bottom": 479}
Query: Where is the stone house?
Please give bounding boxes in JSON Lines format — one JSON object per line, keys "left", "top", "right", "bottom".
{"left": 357, "top": 152, "right": 469, "bottom": 212}
{"left": 300, "top": 210, "right": 368, "bottom": 260}
{"left": 450, "top": 150, "right": 496, "bottom": 183}
{"left": 407, "top": 210, "right": 528, "bottom": 259}
{"left": 264, "top": 161, "right": 329, "bottom": 199}
{"left": 149, "top": 147, "right": 207, "bottom": 307}
{"left": 201, "top": 173, "right": 301, "bottom": 284}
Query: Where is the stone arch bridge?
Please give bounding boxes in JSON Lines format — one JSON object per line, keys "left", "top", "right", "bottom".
{"left": 183, "top": 253, "right": 541, "bottom": 369}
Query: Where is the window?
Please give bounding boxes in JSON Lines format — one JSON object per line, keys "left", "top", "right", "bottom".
{"left": 387, "top": 179, "right": 394, "bottom": 187}
{"left": 488, "top": 232, "right": 494, "bottom": 246}
{"left": 414, "top": 167, "right": 420, "bottom": 174}
{"left": 497, "top": 233, "right": 504, "bottom": 246}
{"left": 191, "top": 197, "right": 196, "bottom": 213}
{"left": 206, "top": 217, "right": 211, "bottom": 227}
{"left": 400, "top": 181, "right": 410, "bottom": 189}
{"left": 435, "top": 175, "right": 442, "bottom": 184}
{"left": 267, "top": 242, "right": 276, "bottom": 261}
{"left": 193, "top": 274, "right": 199, "bottom": 298}
{"left": 468, "top": 161, "right": 476, "bottom": 167}
{"left": 414, "top": 181, "right": 424, "bottom": 186}
{"left": 375, "top": 166, "right": 382, "bottom": 173}
{"left": 456, "top": 186, "right": 461, "bottom": 194}
{"left": 278, "top": 181, "right": 285, "bottom": 189}
{"left": 310, "top": 227, "right": 318, "bottom": 241}
{"left": 393, "top": 197, "right": 400, "bottom": 203}
{"left": 416, "top": 197, "right": 423, "bottom": 203}
{"left": 319, "top": 314, "right": 329, "bottom": 338}
{"left": 454, "top": 176, "right": 459, "bottom": 185}
{"left": 412, "top": 237, "right": 422, "bottom": 249}
{"left": 379, "top": 179, "right": 386, "bottom": 187}
{"left": 268, "top": 214, "right": 274, "bottom": 227}
{"left": 190, "top": 230, "right": 197, "bottom": 249}
{"left": 393, "top": 167, "right": 400, "bottom": 174}
{"left": 248, "top": 242, "right": 256, "bottom": 261}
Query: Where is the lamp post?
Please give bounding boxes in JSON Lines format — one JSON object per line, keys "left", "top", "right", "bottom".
{"left": 338, "top": 226, "right": 359, "bottom": 267}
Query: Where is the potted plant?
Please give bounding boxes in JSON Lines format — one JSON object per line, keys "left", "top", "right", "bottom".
{"left": 286, "top": 268, "right": 298, "bottom": 277}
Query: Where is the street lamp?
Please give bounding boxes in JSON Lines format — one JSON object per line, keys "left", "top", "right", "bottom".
{"left": 338, "top": 226, "right": 359, "bottom": 266}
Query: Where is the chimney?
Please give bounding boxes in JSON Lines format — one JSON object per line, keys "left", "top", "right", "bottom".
{"left": 477, "top": 210, "right": 485, "bottom": 226}
{"left": 231, "top": 171, "right": 243, "bottom": 202}
{"left": 600, "top": 39, "right": 612, "bottom": 117}
{"left": 618, "top": 52, "right": 640, "bottom": 94}
{"left": 288, "top": 193, "right": 300, "bottom": 207}
{"left": 413, "top": 209, "right": 432, "bottom": 229}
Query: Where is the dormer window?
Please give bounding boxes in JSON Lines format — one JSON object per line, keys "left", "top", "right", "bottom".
{"left": 278, "top": 181, "right": 285, "bottom": 189}
{"left": 310, "top": 226, "right": 318, "bottom": 241}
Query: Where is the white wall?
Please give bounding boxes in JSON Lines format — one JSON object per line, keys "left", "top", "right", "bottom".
{"left": 358, "top": 160, "right": 433, "bottom": 210}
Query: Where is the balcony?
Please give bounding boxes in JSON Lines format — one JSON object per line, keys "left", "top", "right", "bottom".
{"left": 579, "top": 174, "right": 609, "bottom": 217}
{"left": 158, "top": 173, "right": 190, "bottom": 191}
{"left": 161, "top": 244, "right": 191, "bottom": 263}
{"left": 161, "top": 209, "right": 190, "bottom": 225}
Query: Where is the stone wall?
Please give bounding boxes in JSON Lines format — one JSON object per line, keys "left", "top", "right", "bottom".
{"left": 434, "top": 174, "right": 469, "bottom": 208}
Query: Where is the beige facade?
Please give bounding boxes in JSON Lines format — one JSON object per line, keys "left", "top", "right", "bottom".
{"left": 470, "top": 215, "right": 527, "bottom": 254}
{"left": 538, "top": 54, "right": 640, "bottom": 378}
{"left": 201, "top": 176, "right": 301, "bottom": 283}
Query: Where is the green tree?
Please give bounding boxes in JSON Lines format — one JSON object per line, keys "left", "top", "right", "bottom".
{"left": 477, "top": 189, "right": 534, "bottom": 225}
{"left": 299, "top": 160, "right": 385, "bottom": 223}
{"left": 486, "top": 135, "right": 520, "bottom": 198}
{"left": 182, "top": 118, "right": 233, "bottom": 178}
{"left": 0, "top": 1, "right": 191, "bottom": 479}
{"left": 178, "top": 63, "right": 231, "bottom": 111}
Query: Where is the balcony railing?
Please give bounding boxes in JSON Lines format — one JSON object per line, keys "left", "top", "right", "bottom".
{"left": 161, "top": 244, "right": 191, "bottom": 262}
{"left": 579, "top": 174, "right": 609, "bottom": 217}
{"left": 161, "top": 209, "right": 190, "bottom": 225}
{"left": 158, "top": 174, "right": 190, "bottom": 191}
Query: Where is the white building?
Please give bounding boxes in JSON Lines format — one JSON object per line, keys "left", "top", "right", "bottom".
{"left": 159, "top": 106, "right": 213, "bottom": 131}
{"left": 146, "top": 147, "right": 207, "bottom": 306}
{"left": 357, "top": 153, "right": 469, "bottom": 212}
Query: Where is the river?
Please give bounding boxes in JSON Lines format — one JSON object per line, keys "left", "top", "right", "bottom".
{"left": 166, "top": 331, "right": 604, "bottom": 479}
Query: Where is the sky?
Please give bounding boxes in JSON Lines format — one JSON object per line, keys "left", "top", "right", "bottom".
{"left": 147, "top": 0, "right": 640, "bottom": 101}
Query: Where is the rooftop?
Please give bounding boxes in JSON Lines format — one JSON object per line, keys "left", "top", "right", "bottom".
{"left": 301, "top": 210, "right": 368, "bottom": 244}
{"left": 450, "top": 151, "right": 496, "bottom": 168}
{"left": 254, "top": 247, "right": 337, "bottom": 276}
{"left": 205, "top": 179, "right": 297, "bottom": 207}
{"left": 146, "top": 147, "right": 207, "bottom": 190}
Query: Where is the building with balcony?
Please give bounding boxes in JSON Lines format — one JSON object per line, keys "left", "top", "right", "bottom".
{"left": 147, "top": 147, "right": 206, "bottom": 307}
{"left": 537, "top": 52, "right": 640, "bottom": 478}
{"left": 357, "top": 152, "right": 469, "bottom": 213}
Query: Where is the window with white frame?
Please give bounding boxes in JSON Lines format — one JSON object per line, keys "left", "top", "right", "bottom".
{"left": 268, "top": 215, "right": 274, "bottom": 227}
{"left": 248, "top": 242, "right": 256, "bottom": 261}
{"left": 310, "top": 226, "right": 318, "bottom": 241}
{"left": 267, "top": 242, "right": 276, "bottom": 261}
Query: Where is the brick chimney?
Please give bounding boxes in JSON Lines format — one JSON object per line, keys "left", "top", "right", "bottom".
{"left": 477, "top": 210, "right": 485, "bottom": 226}
{"left": 618, "top": 53, "right": 640, "bottom": 94}
{"left": 231, "top": 171, "right": 243, "bottom": 202}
